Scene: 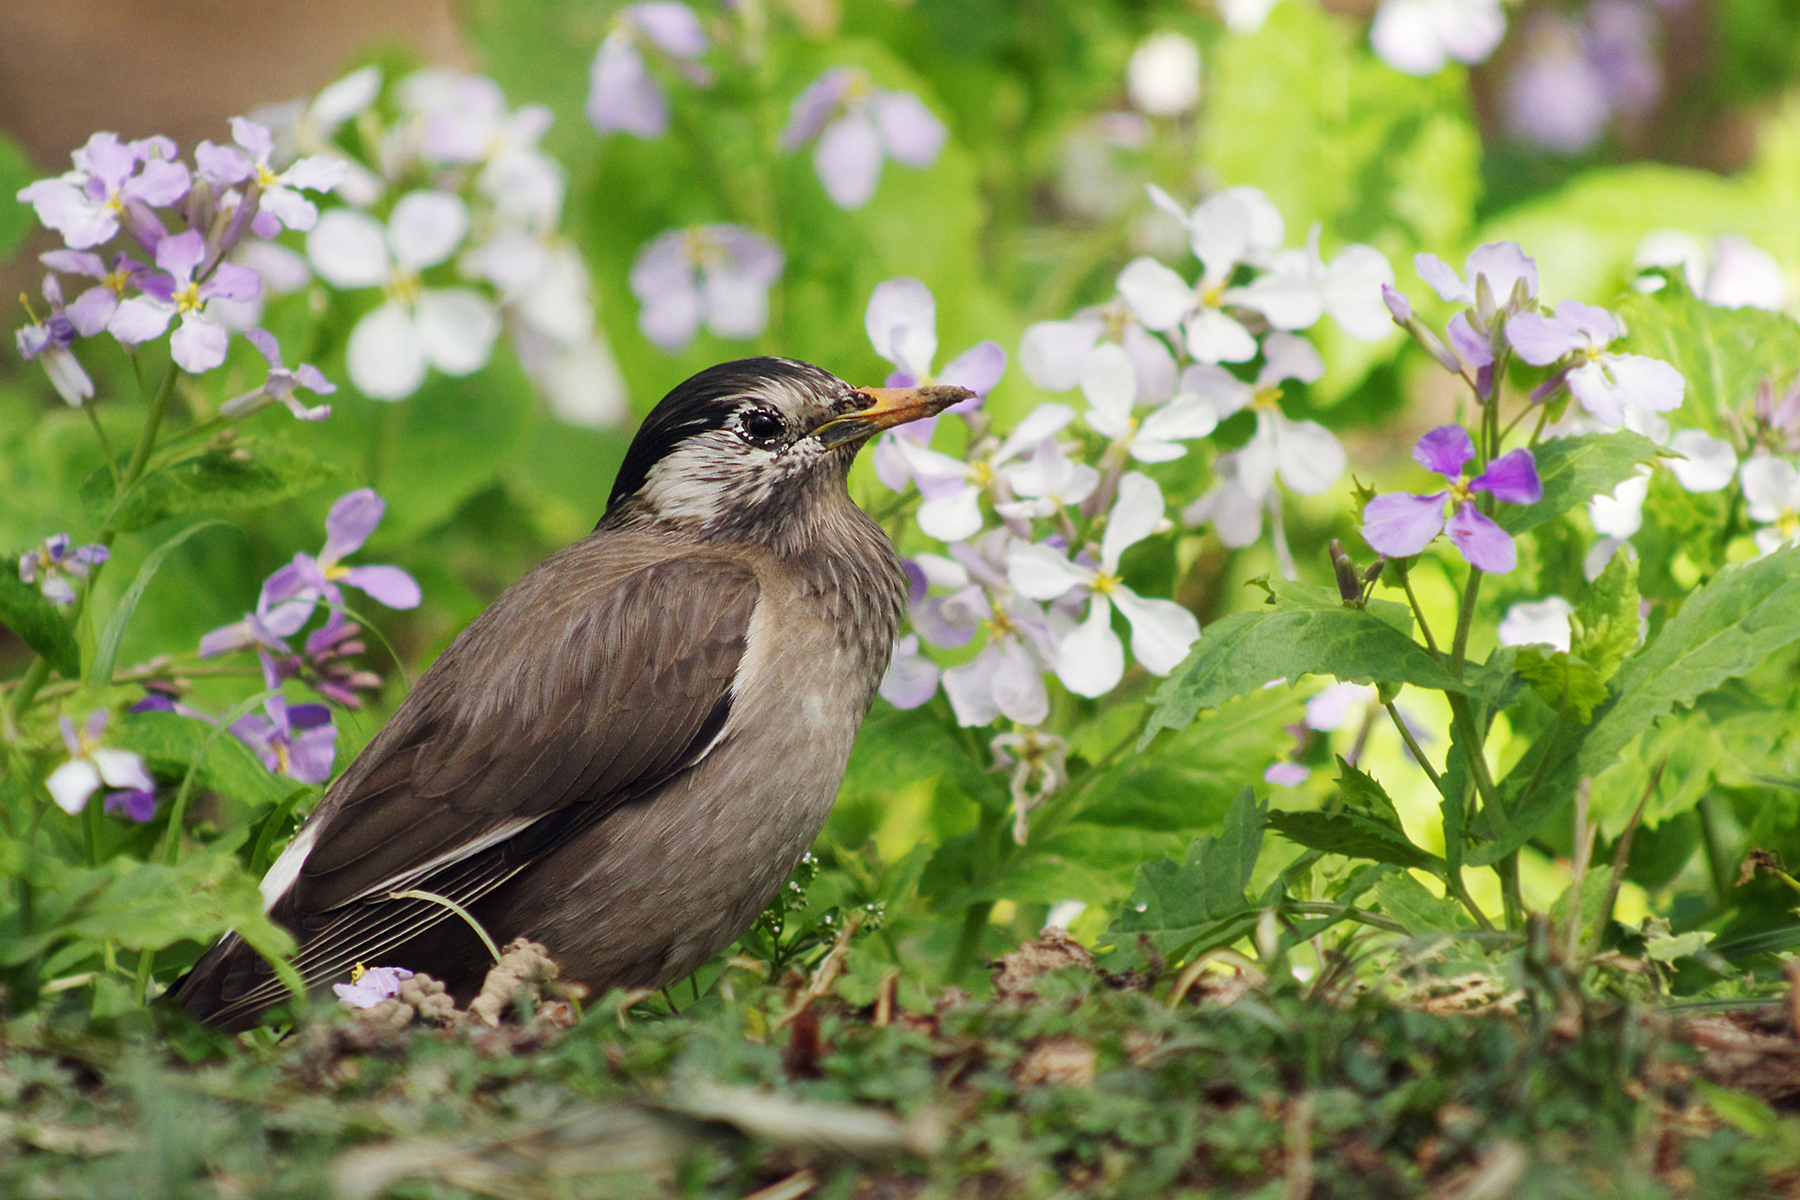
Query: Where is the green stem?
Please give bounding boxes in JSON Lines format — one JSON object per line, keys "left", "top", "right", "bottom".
{"left": 1384, "top": 701, "right": 1441, "bottom": 793}
{"left": 1401, "top": 577, "right": 1444, "bottom": 660}
{"left": 84, "top": 405, "right": 120, "bottom": 492}
{"left": 1449, "top": 563, "right": 1483, "bottom": 679}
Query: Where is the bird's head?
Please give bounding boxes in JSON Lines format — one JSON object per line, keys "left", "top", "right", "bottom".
{"left": 603, "top": 357, "right": 971, "bottom": 544}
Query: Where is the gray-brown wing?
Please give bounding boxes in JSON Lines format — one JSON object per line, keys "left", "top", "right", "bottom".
{"left": 180, "top": 541, "right": 759, "bottom": 1026}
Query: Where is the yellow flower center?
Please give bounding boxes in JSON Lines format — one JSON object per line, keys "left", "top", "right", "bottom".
{"left": 984, "top": 608, "right": 1016, "bottom": 639}
{"left": 385, "top": 268, "right": 421, "bottom": 307}
{"left": 103, "top": 187, "right": 125, "bottom": 215}
{"left": 1251, "top": 385, "right": 1283, "bottom": 410}
{"left": 255, "top": 163, "right": 281, "bottom": 189}
{"left": 174, "top": 282, "right": 203, "bottom": 314}
{"left": 1091, "top": 570, "right": 1121, "bottom": 595}
{"left": 103, "top": 268, "right": 132, "bottom": 296}
{"left": 1447, "top": 475, "right": 1476, "bottom": 505}
{"left": 1201, "top": 281, "right": 1226, "bottom": 308}
{"left": 682, "top": 226, "right": 724, "bottom": 269}
{"left": 970, "top": 457, "right": 996, "bottom": 489}
{"left": 274, "top": 740, "right": 292, "bottom": 775}
{"left": 1779, "top": 508, "right": 1800, "bottom": 542}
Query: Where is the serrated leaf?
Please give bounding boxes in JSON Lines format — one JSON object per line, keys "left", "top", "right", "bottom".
{"left": 1334, "top": 756, "right": 1401, "bottom": 824}
{"left": 1141, "top": 581, "right": 1490, "bottom": 749}
{"left": 1476, "top": 546, "right": 1800, "bottom": 865}
{"left": 1498, "top": 432, "right": 1660, "bottom": 536}
{"left": 1108, "top": 787, "right": 1266, "bottom": 956}
{"left": 1267, "top": 810, "right": 1441, "bottom": 872}
{"left": 1574, "top": 548, "right": 1641, "bottom": 684}
{"left": 0, "top": 562, "right": 80, "bottom": 678}
{"left": 1372, "top": 873, "right": 1469, "bottom": 934}
{"left": 1514, "top": 648, "right": 1609, "bottom": 723}
{"left": 83, "top": 438, "right": 336, "bottom": 533}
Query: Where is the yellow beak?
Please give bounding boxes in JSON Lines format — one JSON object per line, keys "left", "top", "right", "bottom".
{"left": 814, "top": 383, "right": 975, "bottom": 448}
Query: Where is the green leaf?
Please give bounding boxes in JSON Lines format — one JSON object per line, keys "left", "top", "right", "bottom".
{"left": 1372, "top": 873, "right": 1469, "bottom": 934}
{"left": 1140, "top": 580, "right": 1486, "bottom": 748}
{"left": 83, "top": 438, "right": 336, "bottom": 533}
{"left": 1696, "top": 1080, "right": 1779, "bottom": 1139}
{"left": 1514, "top": 648, "right": 1609, "bottom": 723}
{"left": 1573, "top": 548, "right": 1641, "bottom": 684}
{"left": 1476, "top": 546, "right": 1800, "bottom": 865}
{"left": 1334, "top": 756, "right": 1402, "bottom": 824}
{"left": 1614, "top": 277, "right": 1800, "bottom": 431}
{"left": 88, "top": 520, "right": 231, "bottom": 688}
{"left": 112, "top": 709, "right": 289, "bottom": 808}
{"left": 0, "top": 561, "right": 80, "bottom": 678}
{"left": 1107, "top": 787, "right": 1266, "bottom": 957}
{"left": 1267, "top": 810, "right": 1442, "bottom": 872}
{"left": 1497, "top": 432, "right": 1660, "bottom": 536}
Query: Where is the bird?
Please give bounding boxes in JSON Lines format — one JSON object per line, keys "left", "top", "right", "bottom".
{"left": 175, "top": 357, "right": 970, "bottom": 1031}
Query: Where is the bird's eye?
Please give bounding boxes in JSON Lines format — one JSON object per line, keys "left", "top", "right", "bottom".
{"left": 739, "top": 409, "right": 784, "bottom": 445}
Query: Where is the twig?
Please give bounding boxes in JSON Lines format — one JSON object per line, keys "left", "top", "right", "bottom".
{"left": 775, "top": 912, "right": 862, "bottom": 1030}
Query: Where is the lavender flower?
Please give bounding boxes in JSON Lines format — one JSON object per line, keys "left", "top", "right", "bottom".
{"left": 262, "top": 489, "right": 423, "bottom": 623}
{"left": 20, "top": 535, "right": 108, "bottom": 607}
{"left": 1507, "top": 299, "right": 1685, "bottom": 427}
{"left": 108, "top": 230, "right": 262, "bottom": 373}
{"left": 105, "top": 788, "right": 158, "bottom": 823}
{"left": 15, "top": 277, "right": 94, "bottom": 407}
{"left": 220, "top": 329, "right": 335, "bottom": 422}
{"left": 1361, "top": 425, "right": 1542, "bottom": 573}
{"left": 40, "top": 249, "right": 144, "bottom": 336}
{"left": 17, "top": 132, "right": 190, "bottom": 250}
{"left": 195, "top": 117, "right": 346, "bottom": 237}
{"left": 629, "top": 224, "right": 782, "bottom": 353}
{"left": 1019, "top": 295, "right": 1178, "bottom": 405}
{"left": 46, "top": 711, "right": 155, "bottom": 816}
{"left": 1742, "top": 455, "right": 1800, "bottom": 555}
{"left": 587, "top": 2, "right": 711, "bottom": 139}
{"left": 334, "top": 965, "right": 415, "bottom": 1008}
{"left": 878, "top": 633, "right": 941, "bottom": 710}
{"left": 780, "top": 68, "right": 947, "bottom": 211}
{"left": 231, "top": 693, "right": 336, "bottom": 783}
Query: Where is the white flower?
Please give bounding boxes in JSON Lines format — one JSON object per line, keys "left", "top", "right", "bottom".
{"left": 307, "top": 191, "right": 501, "bottom": 400}
{"left": 46, "top": 711, "right": 154, "bottom": 816}
{"left": 1018, "top": 294, "right": 1178, "bottom": 404}
{"left": 1370, "top": 0, "right": 1506, "bottom": 76}
{"left": 1498, "top": 596, "right": 1575, "bottom": 650}
{"left": 1234, "top": 225, "right": 1397, "bottom": 342}
{"left": 1125, "top": 184, "right": 1288, "bottom": 363}
{"left": 1665, "top": 429, "right": 1737, "bottom": 493}
{"left": 1127, "top": 32, "right": 1202, "bottom": 117}
{"left": 1077, "top": 342, "right": 1218, "bottom": 462}
{"left": 629, "top": 224, "right": 782, "bottom": 353}
{"left": 1218, "top": 0, "right": 1283, "bottom": 32}
{"left": 1743, "top": 455, "right": 1800, "bottom": 555}
{"left": 994, "top": 437, "right": 1101, "bottom": 520}
{"left": 990, "top": 729, "right": 1069, "bottom": 844}
{"left": 1184, "top": 332, "right": 1344, "bottom": 500}
{"left": 898, "top": 403, "right": 1076, "bottom": 540}
{"left": 1635, "top": 230, "right": 1789, "bottom": 311}
{"left": 1008, "top": 473, "right": 1201, "bottom": 697}
{"left": 1584, "top": 471, "right": 1649, "bottom": 580}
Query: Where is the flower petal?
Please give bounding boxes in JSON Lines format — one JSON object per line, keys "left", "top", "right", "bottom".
{"left": 1361, "top": 491, "right": 1448, "bottom": 558}
{"left": 1472, "top": 447, "right": 1542, "bottom": 505}
{"left": 389, "top": 191, "right": 470, "bottom": 271}
{"left": 417, "top": 288, "right": 501, "bottom": 376}
{"left": 346, "top": 303, "right": 426, "bottom": 400}
{"left": 942, "top": 647, "right": 1002, "bottom": 727}
{"left": 1505, "top": 310, "right": 1584, "bottom": 366}
{"left": 1445, "top": 503, "right": 1517, "bottom": 573}
{"left": 1414, "top": 424, "right": 1475, "bottom": 478}
{"left": 992, "top": 637, "right": 1050, "bottom": 726}
{"left": 170, "top": 312, "right": 228, "bottom": 373}
{"left": 324, "top": 488, "right": 385, "bottom": 562}
{"left": 1272, "top": 415, "right": 1346, "bottom": 495}
{"left": 1055, "top": 596, "right": 1125, "bottom": 698}
{"left": 1009, "top": 542, "right": 1091, "bottom": 601}
{"left": 814, "top": 111, "right": 883, "bottom": 210}
{"left": 47, "top": 759, "right": 101, "bottom": 815}
{"left": 1018, "top": 318, "right": 1102, "bottom": 391}
{"left": 1113, "top": 586, "right": 1200, "bottom": 675}
{"left": 340, "top": 564, "right": 421, "bottom": 609}
{"left": 1079, "top": 342, "right": 1136, "bottom": 436}
{"left": 1115, "top": 257, "right": 1194, "bottom": 332}
{"left": 1666, "top": 430, "right": 1737, "bottom": 493}
{"left": 93, "top": 747, "right": 154, "bottom": 792}
{"left": 865, "top": 277, "right": 937, "bottom": 377}
{"left": 307, "top": 208, "right": 390, "bottom": 289}
{"left": 938, "top": 340, "right": 1007, "bottom": 396}
{"left": 917, "top": 484, "right": 984, "bottom": 542}
{"left": 1100, "top": 472, "right": 1165, "bottom": 569}
{"left": 880, "top": 635, "right": 942, "bottom": 710}
{"left": 873, "top": 89, "right": 946, "bottom": 167}
{"left": 1184, "top": 309, "right": 1257, "bottom": 364}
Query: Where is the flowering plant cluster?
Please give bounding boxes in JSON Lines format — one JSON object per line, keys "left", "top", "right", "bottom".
{"left": 3, "top": 0, "right": 1800, "bottom": 1046}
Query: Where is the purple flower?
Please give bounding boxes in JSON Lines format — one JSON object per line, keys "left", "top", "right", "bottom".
{"left": 586, "top": 3, "right": 711, "bottom": 139}
{"left": 1415, "top": 242, "right": 1539, "bottom": 309}
{"left": 15, "top": 276, "right": 94, "bottom": 407}
{"left": 780, "top": 68, "right": 947, "bottom": 211}
{"left": 108, "top": 230, "right": 262, "bottom": 373}
{"left": 195, "top": 117, "right": 347, "bottom": 237}
{"left": 1361, "top": 425, "right": 1542, "bottom": 573}
{"left": 17, "top": 132, "right": 190, "bottom": 250}
{"left": 1502, "top": 3, "right": 1661, "bottom": 156}
{"left": 1507, "top": 299, "right": 1685, "bottom": 427}
{"left": 231, "top": 692, "right": 337, "bottom": 783}
{"left": 333, "top": 965, "right": 415, "bottom": 1008}
{"left": 20, "top": 534, "right": 108, "bottom": 607}
{"left": 629, "top": 224, "right": 782, "bottom": 353}
{"left": 878, "top": 633, "right": 941, "bottom": 709}
{"left": 40, "top": 249, "right": 145, "bottom": 336}
{"left": 263, "top": 489, "right": 423, "bottom": 623}
{"left": 105, "top": 788, "right": 158, "bottom": 823}
{"left": 220, "top": 329, "right": 335, "bottom": 422}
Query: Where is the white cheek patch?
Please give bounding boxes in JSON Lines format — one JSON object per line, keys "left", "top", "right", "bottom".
{"left": 637, "top": 428, "right": 834, "bottom": 531}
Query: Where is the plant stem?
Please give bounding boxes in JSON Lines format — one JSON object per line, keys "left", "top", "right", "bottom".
{"left": 1449, "top": 563, "right": 1483, "bottom": 680}
{"left": 1384, "top": 701, "right": 1441, "bottom": 792}
{"left": 1401, "top": 577, "right": 1443, "bottom": 659}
